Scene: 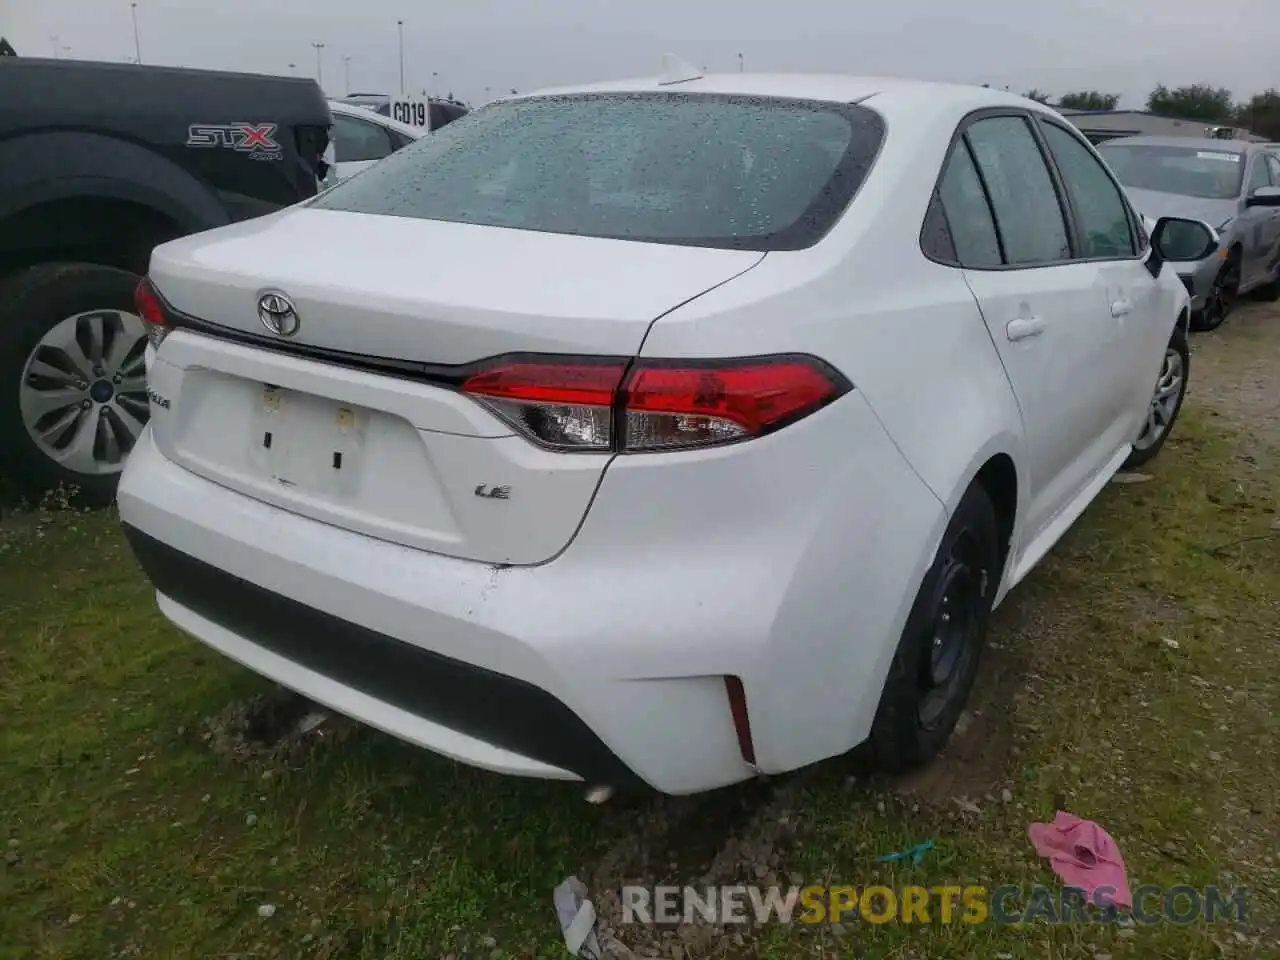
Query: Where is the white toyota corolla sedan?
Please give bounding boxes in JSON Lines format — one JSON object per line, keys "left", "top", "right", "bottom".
{"left": 120, "top": 71, "right": 1215, "bottom": 795}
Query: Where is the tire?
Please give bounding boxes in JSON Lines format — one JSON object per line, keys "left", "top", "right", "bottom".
{"left": 1190, "top": 253, "right": 1240, "bottom": 331}
{"left": 868, "top": 483, "right": 1000, "bottom": 770}
{"left": 1123, "top": 329, "right": 1189, "bottom": 469}
{"left": 0, "top": 263, "right": 150, "bottom": 508}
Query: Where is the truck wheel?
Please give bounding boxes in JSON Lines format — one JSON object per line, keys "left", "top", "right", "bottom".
{"left": 0, "top": 263, "right": 150, "bottom": 507}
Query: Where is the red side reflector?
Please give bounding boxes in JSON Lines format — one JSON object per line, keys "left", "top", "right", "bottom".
{"left": 724, "top": 676, "right": 756, "bottom": 767}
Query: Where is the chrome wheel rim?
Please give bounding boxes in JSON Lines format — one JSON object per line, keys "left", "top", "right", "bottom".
{"left": 1133, "top": 347, "right": 1183, "bottom": 452}
{"left": 18, "top": 309, "right": 150, "bottom": 476}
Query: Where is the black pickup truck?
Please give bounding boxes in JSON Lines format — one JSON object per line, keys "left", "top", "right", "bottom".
{"left": 0, "top": 58, "right": 331, "bottom": 505}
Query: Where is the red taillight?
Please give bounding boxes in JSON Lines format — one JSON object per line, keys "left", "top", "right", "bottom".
{"left": 460, "top": 354, "right": 849, "bottom": 453}
{"left": 622, "top": 359, "right": 846, "bottom": 450}
{"left": 134, "top": 277, "right": 169, "bottom": 347}
{"left": 461, "top": 360, "right": 628, "bottom": 451}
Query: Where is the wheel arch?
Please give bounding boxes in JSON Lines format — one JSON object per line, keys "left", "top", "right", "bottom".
{"left": 932, "top": 437, "right": 1027, "bottom": 598}
{"left": 0, "top": 195, "right": 186, "bottom": 278}
{"left": 0, "top": 130, "right": 229, "bottom": 277}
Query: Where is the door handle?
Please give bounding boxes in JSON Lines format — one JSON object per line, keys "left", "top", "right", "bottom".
{"left": 1111, "top": 298, "right": 1133, "bottom": 317}
{"left": 1005, "top": 316, "right": 1046, "bottom": 342}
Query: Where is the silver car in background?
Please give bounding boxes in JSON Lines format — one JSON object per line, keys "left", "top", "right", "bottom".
{"left": 1098, "top": 136, "right": 1280, "bottom": 330}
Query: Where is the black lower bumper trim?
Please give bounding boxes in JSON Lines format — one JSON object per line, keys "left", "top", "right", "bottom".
{"left": 122, "top": 524, "right": 641, "bottom": 788}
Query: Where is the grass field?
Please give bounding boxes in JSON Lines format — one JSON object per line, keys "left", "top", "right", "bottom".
{"left": 3, "top": 306, "right": 1277, "bottom": 959}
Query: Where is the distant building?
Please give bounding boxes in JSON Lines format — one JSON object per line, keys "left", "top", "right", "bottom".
{"left": 1059, "top": 109, "right": 1265, "bottom": 145}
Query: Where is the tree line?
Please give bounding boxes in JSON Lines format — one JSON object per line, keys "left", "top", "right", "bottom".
{"left": 1017, "top": 86, "right": 1280, "bottom": 140}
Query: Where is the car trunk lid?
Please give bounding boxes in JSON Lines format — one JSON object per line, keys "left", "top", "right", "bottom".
{"left": 145, "top": 207, "right": 764, "bottom": 564}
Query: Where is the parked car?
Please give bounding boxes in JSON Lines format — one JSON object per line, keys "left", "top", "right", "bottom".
{"left": 120, "top": 73, "right": 1214, "bottom": 796}
{"left": 324, "top": 100, "right": 424, "bottom": 188}
{"left": 0, "top": 57, "right": 331, "bottom": 505}
{"left": 1097, "top": 136, "right": 1280, "bottom": 330}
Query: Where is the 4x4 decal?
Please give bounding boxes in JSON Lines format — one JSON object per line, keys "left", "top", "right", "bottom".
{"left": 186, "top": 122, "right": 282, "bottom": 160}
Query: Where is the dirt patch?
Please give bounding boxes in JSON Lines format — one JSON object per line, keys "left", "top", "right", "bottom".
{"left": 1191, "top": 300, "right": 1280, "bottom": 464}
{"left": 201, "top": 686, "right": 356, "bottom": 766}
{"left": 587, "top": 777, "right": 807, "bottom": 958}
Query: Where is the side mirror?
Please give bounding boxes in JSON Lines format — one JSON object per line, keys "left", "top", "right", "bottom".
{"left": 1246, "top": 185, "right": 1280, "bottom": 207}
{"left": 1150, "top": 216, "right": 1219, "bottom": 266}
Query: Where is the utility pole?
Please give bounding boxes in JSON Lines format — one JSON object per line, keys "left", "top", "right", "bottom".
{"left": 342, "top": 55, "right": 352, "bottom": 95}
{"left": 50, "top": 35, "right": 60, "bottom": 58}
{"left": 397, "top": 20, "right": 405, "bottom": 95}
{"left": 311, "top": 41, "right": 325, "bottom": 88}
{"left": 130, "top": 2, "right": 142, "bottom": 64}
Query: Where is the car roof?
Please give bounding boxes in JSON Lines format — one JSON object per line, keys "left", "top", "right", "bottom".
{"left": 328, "top": 99, "right": 426, "bottom": 138}
{"left": 1099, "top": 135, "right": 1252, "bottom": 153}
{"left": 508, "top": 71, "right": 1047, "bottom": 116}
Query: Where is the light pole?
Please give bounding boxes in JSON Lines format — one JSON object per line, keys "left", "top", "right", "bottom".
{"left": 311, "top": 41, "right": 325, "bottom": 88}
{"left": 130, "top": 3, "right": 142, "bottom": 64}
{"left": 342, "top": 56, "right": 352, "bottom": 95}
{"left": 50, "top": 35, "right": 60, "bottom": 58}
{"left": 737, "top": 52, "right": 744, "bottom": 73}
{"left": 397, "top": 21, "right": 405, "bottom": 95}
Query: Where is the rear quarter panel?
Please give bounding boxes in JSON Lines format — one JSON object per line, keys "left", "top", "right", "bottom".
{"left": 640, "top": 91, "right": 1028, "bottom": 529}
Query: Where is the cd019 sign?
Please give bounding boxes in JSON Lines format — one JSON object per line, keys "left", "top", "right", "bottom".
{"left": 391, "top": 98, "right": 429, "bottom": 128}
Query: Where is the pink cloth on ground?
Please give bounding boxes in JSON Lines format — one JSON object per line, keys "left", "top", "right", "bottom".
{"left": 1027, "top": 811, "right": 1132, "bottom": 910}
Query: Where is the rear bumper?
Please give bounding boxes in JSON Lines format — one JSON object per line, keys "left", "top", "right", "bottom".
{"left": 119, "top": 386, "right": 943, "bottom": 793}
{"left": 123, "top": 524, "right": 640, "bottom": 787}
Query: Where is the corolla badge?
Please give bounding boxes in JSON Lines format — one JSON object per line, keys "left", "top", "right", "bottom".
{"left": 257, "top": 292, "right": 300, "bottom": 337}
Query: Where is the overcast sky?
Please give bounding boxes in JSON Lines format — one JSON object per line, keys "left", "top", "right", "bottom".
{"left": 4, "top": 0, "right": 1276, "bottom": 107}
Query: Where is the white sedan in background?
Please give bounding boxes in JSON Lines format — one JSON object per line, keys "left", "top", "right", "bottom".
{"left": 323, "top": 100, "right": 424, "bottom": 187}
{"left": 122, "top": 71, "right": 1213, "bottom": 796}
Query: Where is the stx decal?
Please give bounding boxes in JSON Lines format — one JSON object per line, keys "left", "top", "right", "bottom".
{"left": 186, "top": 122, "right": 282, "bottom": 159}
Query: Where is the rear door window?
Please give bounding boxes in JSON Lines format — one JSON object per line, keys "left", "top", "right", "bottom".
{"left": 965, "top": 116, "right": 1072, "bottom": 265}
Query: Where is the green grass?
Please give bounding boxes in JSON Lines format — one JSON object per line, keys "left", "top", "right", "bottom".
{"left": 3, "top": 360, "right": 1277, "bottom": 958}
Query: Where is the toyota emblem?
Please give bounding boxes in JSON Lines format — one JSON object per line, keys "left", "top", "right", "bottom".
{"left": 257, "top": 292, "right": 300, "bottom": 337}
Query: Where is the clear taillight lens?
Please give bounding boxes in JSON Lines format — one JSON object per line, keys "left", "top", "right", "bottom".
{"left": 460, "top": 355, "right": 850, "bottom": 453}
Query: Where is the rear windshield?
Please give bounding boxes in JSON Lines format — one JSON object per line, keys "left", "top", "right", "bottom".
{"left": 1097, "top": 143, "right": 1245, "bottom": 200}
{"left": 311, "top": 92, "right": 885, "bottom": 250}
